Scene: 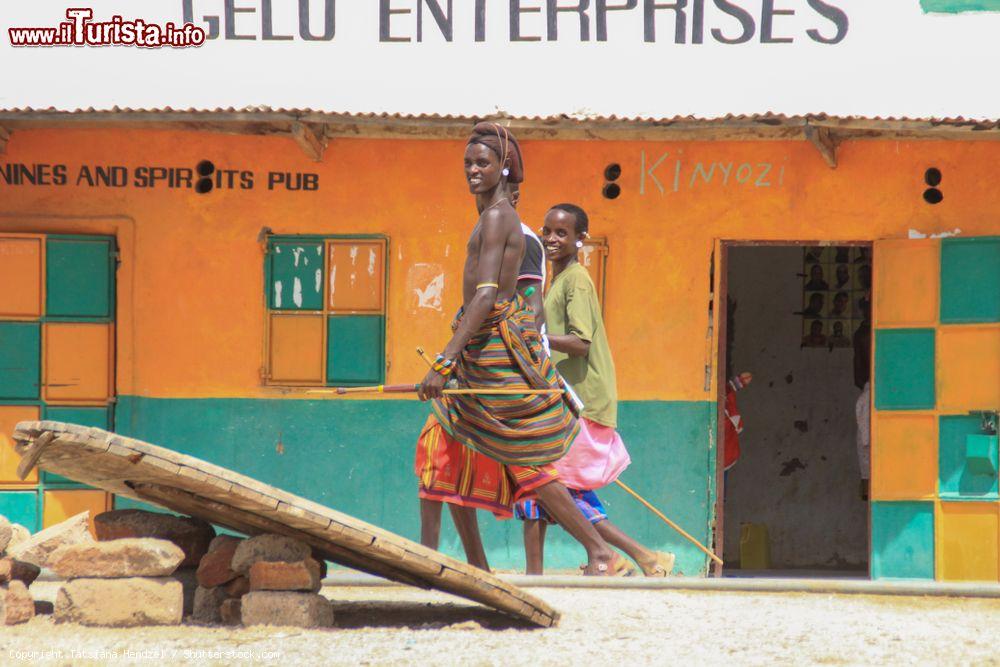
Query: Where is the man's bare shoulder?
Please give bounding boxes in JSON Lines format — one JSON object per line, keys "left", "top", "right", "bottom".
{"left": 477, "top": 202, "right": 520, "bottom": 232}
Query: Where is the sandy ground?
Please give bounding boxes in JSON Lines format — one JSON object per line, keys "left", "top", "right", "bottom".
{"left": 3, "top": 583, "right": 999, "bottom": 666}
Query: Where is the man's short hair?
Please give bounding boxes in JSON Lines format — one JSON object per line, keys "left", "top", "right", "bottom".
{"left": 550, "top": 203, "right": 589, "bottom": 235}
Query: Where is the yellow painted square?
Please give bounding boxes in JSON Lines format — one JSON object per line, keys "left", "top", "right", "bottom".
{"left": 42, "top": 489, "right": 109, "bottom": 537}
{"left": 938, "top": 325, "right": 1000, "bottom": 412}
{"left": 0, "top": 405, "right": 39, "bottom": 484}
{"left": 44, "top": 323, "right": 114, "bottom": 403}
{"left": 874, "top": 239, "right": 939, "bottom": 328}
{"left": 268, "top": 314, "right": 324, "bottom": 384}
{"left": 0, "top": 236, "right": 44, "bottom": 319}
{"left": 937, "top": 502, "right": 999, "bottom": 582}
{"left": 871, "top": 413, "right": 937, "bottom": 500}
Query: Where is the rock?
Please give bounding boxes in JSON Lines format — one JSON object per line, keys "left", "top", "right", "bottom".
{"left": 224, "top": 576, "right": 250, "bottom": 598}
{"left": 0, "top": 581, "right": 34, "bottom": 625}
{"left": 0, "top": 515, "right": 12, "bottom": 552}
{"left": 191, "top": 585, "right": 228, "bottom": 624}
{"left": 196, "top": 538, "right": 241, "bottom": 588}
{"left": 208, "top": 534, "right": 243, "bottom": 553}
{"left": 94, "top": 510, "right": 215, "bottom": 568}
{"left": 171, "top": 567, "right": 199, "bottom": 617}
{"left": 33, "top": 600, "right": 54, "bottom": 615}
{"left": 241, "top": 591, "right": 333, "bottom": 628}
{"left": 231, "top": 535, "right": 311, "bottom": 575}
{"left": 7, "top": 524, "right": 31, "bottom": 551}
{"left": 0, "top": 558, "right": 41, "bottom": 586}
{"left": 49, "top": 538, "right": 185, "bottom": 578}
{"left": 7, "top": 512, "right": 93, "bottom": 568}
{"left": 249, "top": 559, "right": 322, "bottom": 593}
{"left": 55, "top": 578, "right": 182, "bottom": 627}
{"left": 219, "top": 598, "right": 242, "bottom": 626}
{"left": 312, "top": 554, "right": 328, "bottom": 580}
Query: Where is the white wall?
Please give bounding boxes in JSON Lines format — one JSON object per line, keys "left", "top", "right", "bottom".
{"left": 723, "top": 246, "right": 867, "bottom": 570}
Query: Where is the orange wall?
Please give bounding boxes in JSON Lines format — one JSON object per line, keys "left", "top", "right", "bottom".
{"left": 2, "top": 129, "right": 999, "bottom": 402}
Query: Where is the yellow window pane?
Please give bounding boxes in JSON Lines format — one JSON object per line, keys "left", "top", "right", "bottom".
{"left": 937, "top": 503, "right": 999, "bottom": 582}
{"left": 42, "top": 489, "right": 109, "bottom": 536}
{"left": 871, "top": 413, "right": 937, "bottom": 501}
{"left": 44, "top": 323, "right": 114, "bottom": 403}
{"left": 0, "top": 236, "right": 44, "bottom": 318}
{"left": 0, "top": 405, "right": 40, "bottom": 484}
{"left": 938, "top": 325, "right": 1000, "bottom": 412}
{"left": 328, "top": 240, "right": 385, "bottom": 313}
{"left": 874, "top": 239, "right": 938, "bottom": 328}
{"left": 269, "top": 314, "right": 324, "bottom": 384}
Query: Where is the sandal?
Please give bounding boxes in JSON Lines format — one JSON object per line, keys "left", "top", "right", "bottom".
{"left": 582, "top": 555, "right": 636, "bottom": 577}
{"left": 645, "top": 551, "right": 675, "bottom": 577}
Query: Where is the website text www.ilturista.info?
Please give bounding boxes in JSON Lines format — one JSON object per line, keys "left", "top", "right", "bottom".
{"left": 8, "top": 8, "right": 206, "bottom": 48}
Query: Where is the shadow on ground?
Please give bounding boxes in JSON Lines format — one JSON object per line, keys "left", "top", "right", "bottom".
{"left": 328, "top": 600, "right": 540, "bottom": 631}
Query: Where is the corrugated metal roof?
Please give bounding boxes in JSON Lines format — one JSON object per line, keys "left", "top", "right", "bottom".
{"left": 0, "top": 107, "right": 999, "bottom": 126}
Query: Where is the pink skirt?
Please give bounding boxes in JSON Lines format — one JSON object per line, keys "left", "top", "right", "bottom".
{"left": 553, "top": 417, "right": 631, "bottom": 490}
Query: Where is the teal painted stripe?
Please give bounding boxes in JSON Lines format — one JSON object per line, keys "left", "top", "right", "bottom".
{"left": 115, "top": 396, "right": 716, "bottom": 575}
{"left": 921, "top": 0, "right": 1000, "bottom": 11}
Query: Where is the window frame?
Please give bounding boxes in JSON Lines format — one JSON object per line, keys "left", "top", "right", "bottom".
{"left": 262, "top": 234, "right": 389, "bottom": 388}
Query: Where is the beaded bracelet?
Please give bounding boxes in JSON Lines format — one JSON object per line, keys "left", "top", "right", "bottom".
{"left": 432, "top": 354, "right": 455, "bottom": 377}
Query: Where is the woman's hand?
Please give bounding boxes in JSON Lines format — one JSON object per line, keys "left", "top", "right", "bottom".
{"left": 418, "top": 369, "right": 447, "bottom": 401}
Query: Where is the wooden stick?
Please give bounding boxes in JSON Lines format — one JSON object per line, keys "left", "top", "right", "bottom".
{"left": 416, "top": 347, "right": 436, "bottom": 368}
{"left": 413, "top": 347, "right": 562, "bottom": 396}
{"left": 614, "top": 479, "right": 724, "bottom": 566}
{"left": 307, "top": 386, "right": 564, "bottom": 396}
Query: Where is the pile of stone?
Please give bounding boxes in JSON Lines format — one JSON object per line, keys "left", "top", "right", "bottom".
{"left": 0, "top": 514, "right": 39, "bottom": 625}
{"left": 93, "top": 509, "right": 216, "bottom": 617}
{"left": 194, "top": 534, "right": 332, "bottom": 628}
{"left": 51, "top": 538, "right": 186, "bottom": 627}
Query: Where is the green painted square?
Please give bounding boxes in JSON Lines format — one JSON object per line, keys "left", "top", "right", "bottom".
{"left": 268, "top": 241, "right": 324, "bottom": 311}
{"left": 0, "top": 322, "right": 41, "bottom": 400}
{"left": 42, "top": 406, "right": 111, "bottom": 488}
{"left": 939, "top": 415, "right": 998, "bottom": 500}
{"left": 874, "top": 329, "right": 936, "bottom": 410}
{"left": 0, "top": 490, "right": 40, "bottom": 533}
{"left": 940, "top": 237, "right": 1000, "bottom": 324}
{"left": 921, "top": 0, "right": 1000, "bottom": 13}
{"left": 46, "top": 237, "right": 115, "bottom": 319}
{"left": 871, "top": 501, "right": 935, "bottom": 580}
{"left": 327, "top": 315, "right": 385, "bottom": 385}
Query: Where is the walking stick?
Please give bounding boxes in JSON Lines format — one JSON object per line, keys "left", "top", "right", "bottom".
{"left": 614, "top": 479, "right": 724, "bottom": 566}
{"left": 307, "top": 385, "right": 563, "bottom": 396}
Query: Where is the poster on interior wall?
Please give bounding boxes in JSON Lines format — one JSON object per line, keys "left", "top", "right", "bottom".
{"left": 801, "top": 246, "right": 870, "bottom": 349}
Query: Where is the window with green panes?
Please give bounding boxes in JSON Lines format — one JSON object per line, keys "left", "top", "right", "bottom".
{"left": 0, "top": 233, "right": 117, "bottom": 531}
{"left": 264, "top": 236, "right": 388, "bottom": 387}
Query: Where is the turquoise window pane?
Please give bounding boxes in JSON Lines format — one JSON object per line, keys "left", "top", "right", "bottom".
{"left": 42, "top": 406, "right": 111, "bottom": 487}
{"left": 939, "top": 415, "right": 999, "bottom": 500}
{"left": 940, "top": 237, "right": 1000, "bottom": 324}
{"left": 0, "top": 490, "right": 40, "bottom": 532}
{"left": 871, "top": 501, "right": 935, "bottom": 580}
{"left": 46, "top": 237, "right": 114, "bottom": 319}
{"left": 874, "top": 329, "right": 936, "bottom": 410}
{"left": 327, "top": 315, "right": 385, "bottom": 385}
{"left": 268, "top": 241, "right": 324, "bottom": 310}
{"left": 0, "top": 322, "right": 41, "bottom": 399}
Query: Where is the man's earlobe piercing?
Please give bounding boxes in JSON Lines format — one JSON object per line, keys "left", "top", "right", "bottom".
{"left": 576, "top": 240, "right": 584, "bottom": 248}
{"left": 502, "top": 168, "right": 510, "bottom": 176}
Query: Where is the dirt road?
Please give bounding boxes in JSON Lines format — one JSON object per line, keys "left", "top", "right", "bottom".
{"left": 3, "top": 584, "right": 999, "bottom": 665}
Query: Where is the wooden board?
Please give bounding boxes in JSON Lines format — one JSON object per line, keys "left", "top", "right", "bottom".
{"left": 11, "top": 421, "right": 559, "bottom": 627}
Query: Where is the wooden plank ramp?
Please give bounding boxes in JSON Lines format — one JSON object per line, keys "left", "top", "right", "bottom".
{"left": 12, "top": 421, "right": 559, "bottom": 627}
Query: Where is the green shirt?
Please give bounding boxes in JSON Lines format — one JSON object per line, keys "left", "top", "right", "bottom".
{"left": 544, "top": 262, "right": 618, "bottom": 428}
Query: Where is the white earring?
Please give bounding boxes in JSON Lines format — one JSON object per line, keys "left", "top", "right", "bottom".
{"left": 502, "top": 168, "right": 510, "bottom": 176}
{"left": 576, "top": 240, "right": 584, "bottom": 248}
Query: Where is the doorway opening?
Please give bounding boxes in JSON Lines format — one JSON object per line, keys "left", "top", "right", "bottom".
{"left": 717, "top": 242, "right": 872, "bottom": 577}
